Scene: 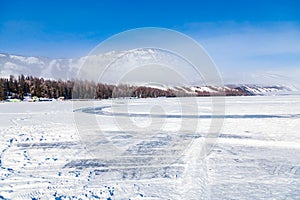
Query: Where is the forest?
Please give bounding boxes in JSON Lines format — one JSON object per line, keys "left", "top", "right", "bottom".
{"left": 0, "top": 75, "right": 181, "bottom": 100}
{"left": 0, "top": 75, "right": 248, "bottom": 101}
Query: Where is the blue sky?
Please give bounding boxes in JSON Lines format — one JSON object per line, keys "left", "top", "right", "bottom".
{"left": 0, "top": 0, "right": 300, "bottom": 85}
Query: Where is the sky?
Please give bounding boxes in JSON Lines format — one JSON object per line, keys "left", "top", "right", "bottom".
{"left": 0, "top": 0, "right": 300, "bottom": 86}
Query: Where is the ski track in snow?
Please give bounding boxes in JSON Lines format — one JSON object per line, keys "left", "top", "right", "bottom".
{"left": 0, "top": 96, "right": 300, "bottom": 199}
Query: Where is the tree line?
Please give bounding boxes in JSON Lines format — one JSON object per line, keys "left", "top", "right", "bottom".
{"left": 0, "top": 75, "right": 180, "bottom": 101}
{"left": 0, "top": 75, "right": 73, "bottom": 100}
{"left": 0, "top": 75, "right": 249, "bottom": 101}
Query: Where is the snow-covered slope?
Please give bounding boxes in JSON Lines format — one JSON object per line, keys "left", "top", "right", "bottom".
{"left": 0, "top": 53, "right": 85, "bottom": 80}
{"left": 150, "top": 85, "right": 292, "bottom": 96}
{"left": 238, "top": 85, "right": 291, "bottom": 95}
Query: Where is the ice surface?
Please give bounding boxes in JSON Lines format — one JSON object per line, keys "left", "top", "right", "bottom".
{"left": 0, "top": 96, "right": 299, "bottom": 199}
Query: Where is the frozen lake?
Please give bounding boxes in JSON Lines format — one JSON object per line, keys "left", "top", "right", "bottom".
{"left": 0, "top": 96, "right": 299, "bottom": 199}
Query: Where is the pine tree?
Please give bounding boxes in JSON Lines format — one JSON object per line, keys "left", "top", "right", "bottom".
{"left": 0, "top": 78, "right": 5, "bottom": 100}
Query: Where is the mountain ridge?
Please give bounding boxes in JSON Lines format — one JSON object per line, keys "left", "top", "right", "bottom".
{"left": 0, "top": 52, "right": 295, "bottom": 96}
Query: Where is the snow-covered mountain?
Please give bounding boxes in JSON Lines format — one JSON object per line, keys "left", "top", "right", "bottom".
{"left": 0, "top": 52, "right": 85, "bottom": 80}
{"left": 155, "top": 85, "right": 291, "bottom": 96}
{"left": 0, "top": 50, "right": 172, "bottom": 80}
{"left": 0, "top": 52, "right": 295, "bottom": 95}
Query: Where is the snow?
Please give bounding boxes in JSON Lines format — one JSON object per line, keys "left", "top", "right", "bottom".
{"left": 1, "top": 62, "right": 26, "bottom": 77}
{"left": 197, "top": 86, "right": 217, "bottom": 93}
{"left": 143, "top": 83, "right": 168, "bottom": 91}
{"left": 242, "top": 85, "right": 290, "bottom": 95}
{"left": 0, "top": 96, "right": 299, "bottom": 199}
{"left": 10, "top": 55, "right": 45, "bottom": 65}
{"left": 3, "top": 62, "right": 18, "bottom": 69}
